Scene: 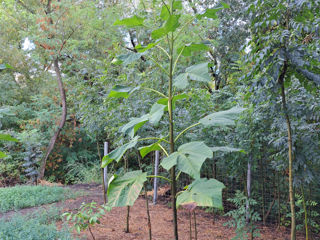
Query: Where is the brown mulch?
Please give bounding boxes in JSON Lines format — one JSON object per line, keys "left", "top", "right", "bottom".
{"left": 58, "top": 184, "right": 306, "bottom": 240}
{"left": 0, "top": 183, "right": 307, "bottom": 239}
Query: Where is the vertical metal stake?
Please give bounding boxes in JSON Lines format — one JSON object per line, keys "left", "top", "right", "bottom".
{"left": 104, "top": 142, "right": 108, "bottom": 203}
{"left": 153, "top": 150, "right": 159, "bottom": 204}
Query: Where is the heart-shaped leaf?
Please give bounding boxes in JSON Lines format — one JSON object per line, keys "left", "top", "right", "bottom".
{"left": 199, "top": 106, "right": 245, "bottom": 127}
{"left": 101, "top": 136, "right": 139, "bottom": 167}
{"left": 161, "top": 142, "right": 212, "bottom": 179}
{"left": 149, "top": 103, "right": 166, "bottom": 125}
{"left": 212, "top": 146, "right": 245, "bottom": 153}
{"left": 108, "top": 170, "right": 147, "bottom": 207}
{"left": 120, "top": 115, "right": 149, "bottom": 138}
{"left": 108, "top": 85, "right": 140, "bottom": 98}
{"left": 157, "top": 93, "right": 188, "bottom": 111}
{"left": 197, "top": 8, "right": 223, "bottom": 20}
{"left": 177, "top": 43, "right": 210, "bottom": 57}
{"left": 114, "top": 15, "right": 145, "bottom": 27}
{"left": 139, "top": 142, "right": 162, "bottom": 159}
{"left": 177, "top": 178, "right": 225, "bottom": 209}
{"left": 174, "top": 62, "right": 211, "bottom": 89}
{"left": 151, "top": 15, "right": 181, "bottom": 39}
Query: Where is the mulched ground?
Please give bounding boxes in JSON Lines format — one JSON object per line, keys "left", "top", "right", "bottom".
{"left": 1, "top": 183, "right": 307, "bottom": 240}
{"left": 59, "top": 184, "right": 306, "bottom": 240}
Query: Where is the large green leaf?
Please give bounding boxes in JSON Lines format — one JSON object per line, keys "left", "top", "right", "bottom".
{"left": 114, "top": 15, "right": 145, "bottom": 27}
{"left": 120, "top": 103, "right": 165, "bottom": 138}
{"left": 101, "top": 136, "right": 139, "bottom": 168}
{"left": 139, "top": 142, "right": 162, "bottom": 159}
{"left": 108, "top": 170, "right": 147, "bottom": 207}
{"left": 148, "top": 103, "right": 166, "bottom": 125}
{"left": 0, "top": 63, "right": 13, "bottom": 70}
{"left": 0, "top": 134, "right": 18, "bottom": 142}
{"left": 120, "top": 115, "right": 149, "bottom": 138}
{"left": 212, "top": 146, "right": 245, "bottom": 153}
{"left": 177, "top": 178, "right": 225, "bottom": 209}
{"left": 199, "top": 106, "right": 245, "bottom": 127}
{"left": 0, "top": 151, "right": 7, "bottom": 159}
{"left": 160, "top": 1, "right": 182, "bottom": 20}
{"left": 161, "top": 142, "right": 212, "bottom": 179}
{"left": 151, "top": 15, "right": 181, "bottom": 39}
{"left": 157, "top": 93, "right": 189, "bottom": 111}
{"left": 174, "top": 62, "right": 211, "bottom": 89}
{"left": 117, "top": 52, "right": 145, "bottom": 66}
{"left": 197, "top": 8, "right": 222, "bottom": 19}
{"left": 108, "top": 85, "right": 139, "bottom": 98}
{"left": 177, "top": 43, "right": 210, "bottom": 56}
{"left": 135, "top": 42, "right": 159, "bottom": 52}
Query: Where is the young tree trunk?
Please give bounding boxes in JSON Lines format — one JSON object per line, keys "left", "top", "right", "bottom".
{"left": 39, "top": 58, "right": 67, "bottom": 179}
{"left": 144, "top": 183, "right": 152, "bottom": 240}
{"left": 189, "top": 211, "right": 192, "bottom": 240}
{"left": 153, "top": 150, "right": 160, "bottom": 204}
{"left": 168, "top": 18, "right": 178, "bottom": 240}
{"left": 246, "top": 155, "right": 252, "bottom": 224}
{"left": 277, "top": 173, "right": 281, "bottom": 228}
{"left": 125, "top": 206, "right": 130, "bottom": 233}
{"left": 103, "top": 142, "right": 109, "bottom": 203}
{"left": 96, "top": 140, "right": 107, "bottom": 204}
{"left": 301, "top": 186, "right": 308, "bottom": 240}
{"left": 279, "top": 62, "right": 296, "bottom": 240}
{"left": 193, "top": 211, "right": 197, "bottom": 240}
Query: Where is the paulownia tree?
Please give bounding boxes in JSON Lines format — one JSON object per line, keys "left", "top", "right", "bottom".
{"left": 101, "top": 1, "right": 244, "bottom": 239}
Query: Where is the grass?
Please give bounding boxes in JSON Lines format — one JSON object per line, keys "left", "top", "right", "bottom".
{"left": 0, "top": 206, "right": 73, "bottom": 240}
{"left": 0, "top": 185, "right": 82, "bottom": 212}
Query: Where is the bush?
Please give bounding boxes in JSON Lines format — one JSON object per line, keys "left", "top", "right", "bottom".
{"left": 0, "top": 206, "right": 72, "bottom": 240}
{"left": 224, "top": 190, "right": 261, "bottom": 240}
{"left": 0, "top": 185, "right": 81, "bottom": 212}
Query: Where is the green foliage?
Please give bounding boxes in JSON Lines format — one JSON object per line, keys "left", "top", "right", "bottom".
{"left": 0, "top": 185, "right": 81, "bottom": 212}
{"left": 63, "top": 201, "right": 111, "bottom": 236}
{"left": 0, "top": 206, "right": 72, "bottom": 240}
{"left": 22, "top": 145, "right": 41, "bottom": 183}
{"left": 0, "top": 134, "right": 18, "bottom": 142}
{"left": 225, "top": 191, "right": 261, "bottom": 240}
{"left": 294, "top": 194, "right": 319, "bottom": 234}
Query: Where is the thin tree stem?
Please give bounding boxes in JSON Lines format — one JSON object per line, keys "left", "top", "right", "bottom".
{"left": 279, "top": 61, "right": 296, "bottom": 240}
{"left": 193, "top": 211, "right": 197, "bottom": 240}
{"left": 88, "top": 225, "right": 96, "bottom": 240}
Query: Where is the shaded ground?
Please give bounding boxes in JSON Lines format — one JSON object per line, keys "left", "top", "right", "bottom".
{"left": 1, "top": 183, "right": 306, "bottom": 239}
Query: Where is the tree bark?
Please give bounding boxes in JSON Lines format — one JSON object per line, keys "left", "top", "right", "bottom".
{"left": 39, "top": 58, "right": 67, "bottom": 179}
{"left": 279, "top": 61, "right": 296, "bottom": 240}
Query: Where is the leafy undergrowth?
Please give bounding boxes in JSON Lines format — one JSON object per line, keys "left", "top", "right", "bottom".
{"left": 0, "top": 206, "right": 72, "bottom": 240}
{"left": 0, "top": 185, "right": 82, "bottom": 212}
